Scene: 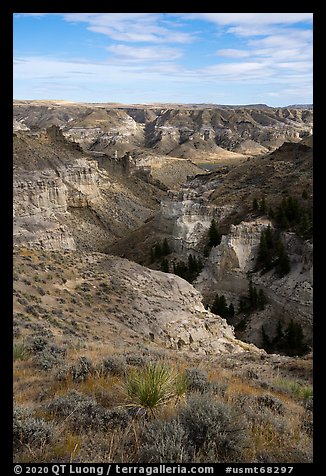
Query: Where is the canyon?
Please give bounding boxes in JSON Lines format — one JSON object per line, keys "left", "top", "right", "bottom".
{"left": 13, "top": 100, "right": 313, "bottom": 464}
{"left": 13, "top": 100, "right": 313, "bottom": 353}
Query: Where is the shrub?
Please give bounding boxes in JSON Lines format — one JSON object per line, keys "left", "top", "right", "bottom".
{"left": 256, "top": 395, "right": 285, "bottom": 415}
{"left": 13, "top": 405, "right": 54, "bottom": 453}
{"left": 184, "top": 368, "right": 208, "bottom": 393}
{"left": 125, "top": 353, "right": 147, "bottom": 368}
{"left": 99, "top": 355, "right": 126, "bottom": 376}
{"left": 304, "top": 396, "right": 313, "bottom": 412}
{"left": 13, "top": 341, "right": 28, "bottom": 361}
{"left": 47, "top": 390, "right": 124, "bottom": 431}
{"left": 179, "top": 393, "right": 248, "bottom": 462}
{"left": 139, "top": 419, "right": 192, "bottom": 463}
{"left": 123, "top": 362, "right": 178, "bottom": 414}
{"left": 13, "top": 326, "right": 21, "bottom": 338}
{"left": 25, "top": 335, "right": 49, "bottom": 354}
{"left": 33, "top": 345, "right": 66, "bottom": 371}
{"left": 70, "top": 356, "right": 94, "bottom": 382}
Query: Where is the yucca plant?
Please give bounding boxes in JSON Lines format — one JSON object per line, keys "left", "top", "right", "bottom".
{"left": 13, "top": 340, "right": 28, "bottom": 361}
{"left": 123, "top": 362, "right": 179, "bottom": 415}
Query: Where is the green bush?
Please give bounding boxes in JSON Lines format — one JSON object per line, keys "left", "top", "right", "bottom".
{"left": 123, "top": 362, "right": 181, "bottom": 414}
{"left": 13, "top": 341, "right": 28, "bottom": 361}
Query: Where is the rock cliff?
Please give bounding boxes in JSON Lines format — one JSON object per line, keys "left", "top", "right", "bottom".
{"left": 13, "top": 101, "right": 313, "bottom": 161}
{"left": 13, "top": 128, "right": 166, "bottom": 251}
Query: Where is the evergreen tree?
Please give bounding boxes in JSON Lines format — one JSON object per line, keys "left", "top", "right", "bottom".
{"left": 249, "top": 280, "right": 258, "bottom": 309}
{"left": 211, "top": 293, "right": 220, "bottom": 315}
{"left": 238, "top": 298, "right": 247, "bottom": 314}
{"left": 160, "top": 258, "right": 169, "bottom": 273}
{"left": 257, "top": 289, "right": 267, "bottom": 310}
{"left": 277, "top": 205, "right": 290, "bottom": 230}
{"left": 261, "top": 325, "right": 272, "bottom": 352}
{"left": 268, "top": 206, "right": 274, "bottom": 219}
{"left": 154, "top": 242, "right": 162, "bottom": 258}
{"left": 228, "top": 303, "right": 235, "bottom": 318}
{"left": 284, "top": 320, "right": 308, "bottom": 356}
{"left": 257, "top": 227, "right": 274, "bottom": 269}
{"left": 276, "top": 240, "right": 290, "bottom": 277}
{"left": 259, "top": 197, "right": 267, "bottom": 214}
{"left": 219, "top": 295, "right": 228, "bottom": 316}
{"left": 208, "top": 219, "right": 221, "bottom": 247}
{"left": 252, "top": 197, "right": 259, "bottom": 211}
{"left": 265, "top": 225, "right": 274, "bottom": 249}
{"left": 275, "top": 319, "right": 284, "bottom": 344}
{"left": 302, "top": 189, "right": 308, "bottom": 200}
{"left": 162, "top": 238, "right": 170, "bottom": 256}
{"left": 211, "top": 294, "right": 229, "bottom": 318}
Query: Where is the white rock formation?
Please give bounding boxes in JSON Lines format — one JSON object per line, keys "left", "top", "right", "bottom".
{"left": 13, "top": 158, "right": 101, "bottom": 250}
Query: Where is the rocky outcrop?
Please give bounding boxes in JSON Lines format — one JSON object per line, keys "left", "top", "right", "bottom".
{"left": 160, "top": 173, "right": 234, "bottom": 252}
{"left": 105, "top": 255, "right": 258, "bottom": 354}
{"left": 13, "top": 129, "right": 167, "bottom": 252}
{"left": 13, "top": 159, "right": 101, "bottom": 250}
{"left": 13, "top": 101, "right": 313, "bottom": 159}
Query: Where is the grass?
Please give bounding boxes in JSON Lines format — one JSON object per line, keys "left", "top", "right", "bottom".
{"left": 13, "top": 350, "right": 313, "bottom": 463}
{"left": 13, "top": 341, "right": 28, "bottom": 361}
{"left": 123, "top": 362, "right": 184, "bottom": 415}
{"left": 272, "top": 377, "right": 313, "bottom": 400}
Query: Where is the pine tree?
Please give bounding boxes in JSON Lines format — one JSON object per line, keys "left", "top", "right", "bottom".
{"left": 265, "top": 225, "right": 274, "bottom": 249}
{"left": 162, "top": 238, "right": 170, "bottom": 256}
{"left": 268, "top": 206, "right": 274, "bottom": 219}
{"left": 253, "top": 197, "right": 259, "bottom": 211}
{"left": 160, "top": 258, "right": 169, "bottom": 273}
{"left": 257, "top": 289, "right": 267, "bottom": 310}
{"left": 249, "top": 280, "right": 258, "bottom": 310}
{"left": 275, "top": 320, "right": 284, "bottom": 343}
{"left": 277, "top": 205, "right": 290, "bottom": 230}
{"left": 260, "top": 197, "right": 267, "bottom": 214}
{"left": 208, "top": 219, "right": 221, "bottom": 247}
{"left": 276, "top": 240, "right": 290, "bottom": 277}
{"left": 258, "top": 227, "right": 273, "bottom": 269}
{"left": 228, "top": 303, "right": 235, "bottom": 318}
{"left": 261, "top": 325, "right": 272, "bottom": 352}
{"left": 211, "top": 293, "right": 220, "bottom": 315}
{"left": 302, "top": 189, "right": 308, "bottom": 200}
{"left": 284, "top": 320, "right": 307, "bottom": 356}
{"left": 211, "top": 294, "right": 229, "bottom": 318}
{"left": 154, "top": 242, "right": 162, "bottom": 258}
{"left": 219, "top": 295, "right": 228, "bottom": 316}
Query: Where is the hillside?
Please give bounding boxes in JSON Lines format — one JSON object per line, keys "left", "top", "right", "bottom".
{"left": 13, "top": 100, "right": 313, "bottom": 163}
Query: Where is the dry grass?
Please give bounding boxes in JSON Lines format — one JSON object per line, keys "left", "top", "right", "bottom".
{"left": 13, "top": 247, "right": 313, "bottom": 463}
{"left": 13, "top": 344, "right": 313, "bottom": 463}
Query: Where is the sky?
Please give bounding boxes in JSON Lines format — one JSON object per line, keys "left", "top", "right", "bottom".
{"left": 13, "top": 13, "right": 313, "bottom": 106}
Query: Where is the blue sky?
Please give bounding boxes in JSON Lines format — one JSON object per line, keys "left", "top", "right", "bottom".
{"left": 13, "top": 13, "right": 313, "bottom": 106}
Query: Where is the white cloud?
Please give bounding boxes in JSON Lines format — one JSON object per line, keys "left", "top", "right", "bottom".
{"left": 178, "top": 13, "right": 312, "bottom": 39}
{"left": 216, "top": 49, "right": 250, "bottom": 58}
{"left": 106, "top": 44, "right": 182, "bottom": 62}
{"left": 179, "top": 13, "right": 312, "bottom": 26}
{"left": 62, "top": 13, "right": 194, "bottom": 43}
